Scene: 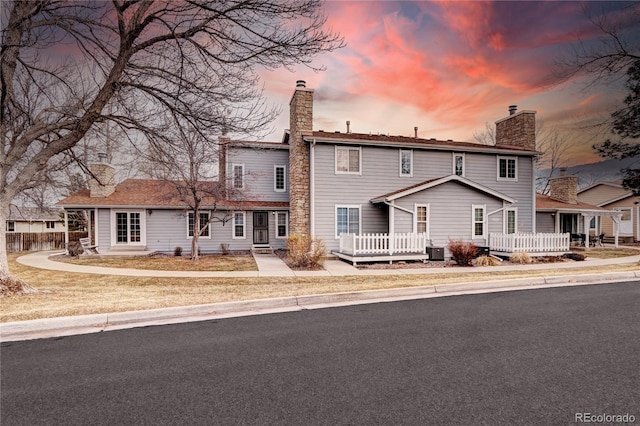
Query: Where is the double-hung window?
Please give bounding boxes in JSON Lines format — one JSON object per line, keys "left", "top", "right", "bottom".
{"left": 472, "top": 205, "right": 486, "bottom": 239}
{"left": 188, "top": 211, "right": 210, "bottom": 238}
{"left": 232, "top": 212, "right": 245, "bottom": 239}
{"left": 505, "top": 208, "right": 517, "bottom": 234}
{"left": 399, "top": 149, "right": 412, "bottom": 177}
{"left": 453, "top": 153, "right": 465, "bottom": 177}
{"left": 336, "top": 146, "right": 361, "bottom": 174}
{"left": 233, "top": 164, "right": 244, "bottom": 189}
{"left": 497, "top": 156, "right": 517, "bottom": 181}
{"left": 415, "top": 204, "right": 429, "bottom": 236}
{"left": 336, "top": 205, "right": 360, "bottom": 238}
{"left": 276, "top": 211, "right": 288, "bottom": 238}
{"left": 274, "top": 165, "right": 286, "bottom": 192}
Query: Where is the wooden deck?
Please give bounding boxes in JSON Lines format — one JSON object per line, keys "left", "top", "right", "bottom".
{"left": 332, "top": 251, "right": 429, "bottom": 266}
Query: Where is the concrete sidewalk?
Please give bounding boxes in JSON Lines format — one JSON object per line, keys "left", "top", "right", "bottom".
{"left": 16, "top": 249, "right": 640, "bottom": 278}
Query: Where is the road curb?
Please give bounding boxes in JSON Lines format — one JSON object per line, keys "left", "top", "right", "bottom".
{"left": 1, "top": 271, "right": 638, "bottom": 342}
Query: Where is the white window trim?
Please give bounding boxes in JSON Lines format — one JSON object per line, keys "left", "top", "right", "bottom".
{"left": 335, "top": 204, "right": 362, "bottom": 239}
{"left": 187, "top": 211, "right": 212, "bottom": 239}
{"left": 7, "top": 221, "right": 15, "bottom": 232}
{"left": 275, "top": 211, "right": 289, "bottom": 239}
{"left": 232, "top": 211, "right": 246, "bottom": 240}
{"left": 472, "top": 204, "right": 486, "bottom": 239}
{"left": 335, "top": 146, "right": 362, "bottom": 175}
{"left": 453, "top": 153, "right": 465, "bottom": 177}
{"left": 111, "top": 209, "right": 146, "bottom": 246}
{"left": 413, "top": 203, "right": 430, "bottom": 238}
{"left": 504, "top": 207, "right": 518, "bottom": 234}
{"left": 399, "top": 149, "right": 413, "bottom": 177}
{"left": 232, "top": 163, "right": 245, "bottom": 189}
{"left": 274, "top": 165, "right": 286, "bottom": 192}
{"left": 497, "top": 156, "right": 517, "bottom": 181}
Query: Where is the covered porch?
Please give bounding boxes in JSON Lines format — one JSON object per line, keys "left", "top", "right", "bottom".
{"left": 334, "top": 232, "right": 431, "bottom": 266}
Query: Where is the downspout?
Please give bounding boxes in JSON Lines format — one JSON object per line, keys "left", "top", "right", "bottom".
{"left": 94, "top": 208, "right": 99, "bottom": 248}
{"left": 310, "top": 139, "right": 316, "bottom": 239}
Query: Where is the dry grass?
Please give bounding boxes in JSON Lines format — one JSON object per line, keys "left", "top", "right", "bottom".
{"left": 59, "top": 253, "right": 257, "bottom": 271}
{"left": 581, "top": 248, "right": 640, "bottom": 259}
{"left": 2, "top": 251, "right": 639, "bottom": 323}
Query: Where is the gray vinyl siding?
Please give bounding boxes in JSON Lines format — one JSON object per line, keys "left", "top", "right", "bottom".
{"left": 145, "top": 209, "right": 287, "bottom": 254}
{"left": 312, "top": 143, "right": 535, "bottom": 252}
{"left": 226, "top": 146, "right": 289, "bottom": 202}
{"left": 96, "top": 208, "right": 111, "bottom": 253}
{"left": 536, "top": 212, "right": 556, "bottom": 233}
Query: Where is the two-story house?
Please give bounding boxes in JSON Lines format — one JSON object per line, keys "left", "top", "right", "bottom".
{"left": 59, "top": 81, "right": 543, "bottom": 259}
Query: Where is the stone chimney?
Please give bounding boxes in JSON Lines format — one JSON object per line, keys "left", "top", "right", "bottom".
{"left": 549, "top": 175, "right": 578, "bottom": 204}
{"left": 218, "top": 137, "right": 229, "bottom": 198}
{"left": 88, "top": 154, "right": 116, "bottom": 197}
{"left": 495, "top": 106, "right": 536, "bottom": 151}
{"left": 289, "top": 80, "right": 314, "bottom": 236}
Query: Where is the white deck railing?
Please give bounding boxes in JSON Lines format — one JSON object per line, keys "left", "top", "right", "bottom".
{"left": 490, "top": 232, "right": 570, "bottom": 253}
{"left": 339, "top": 233, "right": 428, "bottom": 256}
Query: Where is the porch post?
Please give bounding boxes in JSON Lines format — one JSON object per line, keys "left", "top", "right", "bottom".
{"left": 389, "top": 201, "right": 395, "bottom": 255}
{"left": 613, "top": 215, "right": 620, "bottom": 248}
{"left": 64, "top": 210, "right": 69, "bottom": 255}
{"left": 582, "top": 214, "right": 592, "bottom": 250}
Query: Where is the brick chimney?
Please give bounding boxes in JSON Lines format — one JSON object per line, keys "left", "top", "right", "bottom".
{"left": 289, "top": 80, "right": 314, "bottom": 236}
{"left": 495, "top": 106, "right": 536, "bottom": 151}
{"left": 88, "top": 154, "right": 115, "bottom": 197}
{"left": 549, "top": 175, "right": 578, "bottom": 204}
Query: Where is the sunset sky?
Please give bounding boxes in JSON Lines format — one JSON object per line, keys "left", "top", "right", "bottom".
{"left": 258, "top": 1, "right": 640, "bottom": 166}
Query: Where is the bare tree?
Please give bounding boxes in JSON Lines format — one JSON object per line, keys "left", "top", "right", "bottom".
{"left": 0, "top": 0, "right": 344, "bottom": 292}
{"left": 555, "top": 2, "right": 640, "bottom": 193}
{"left": 472, "top": 122, "right": 496, "bottom": 146}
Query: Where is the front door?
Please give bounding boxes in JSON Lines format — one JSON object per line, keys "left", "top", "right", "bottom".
{"left": 253, "top": 211, "right": 269, "bottom": 245}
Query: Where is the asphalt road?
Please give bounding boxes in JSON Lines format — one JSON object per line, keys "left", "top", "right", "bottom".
{"left": 2, "top": 281, "right": 640, "bottom": 425}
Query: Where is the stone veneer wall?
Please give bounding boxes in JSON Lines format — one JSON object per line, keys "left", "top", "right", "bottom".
{"left": 549, "top": 176, "right": 578, "bottom": 204}
{"left": 288, "top": 86, "right": 314, "bottom": 236}
{"left": 495, "top": 111, "right": 536, "bottom": 151}
{"left": 89, "top": 163, "right": 116, "bottom": 198}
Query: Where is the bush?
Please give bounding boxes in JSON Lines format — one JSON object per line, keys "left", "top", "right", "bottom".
{"left": 67, "top": 241, "right": 83, "bottom": 257}
{"left": 447, "top": 239, "right": 478, "bottom": 266}
{"left": 286, "top": 233, "right": 326, "bottom": 268}
{"left": 174, "top": 246, "right": 183, "bottom": 257}
{"left": 473, "top": 255, "right": 500, "bottom": 267}
{"left": 509, "top": 252, "right": 532, "bottom": 264}
{"left": 563, "top": 252, "right": 585, "bottom": 261}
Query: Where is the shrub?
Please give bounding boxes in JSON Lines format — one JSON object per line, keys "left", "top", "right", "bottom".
{"left": 67, "top": 241, "right": 83, "bottom": 257}
{"left": 563, "top": 252, "right": 585, "bottom": 261}
{"left": 509, "top": 252, "right": 532, "bottom": 264}
{"left": 174, "top": 246, "right": 183, "bottom": 257}
{"left": 473, "top": 255, "right": 500, "bottom": 267}
{"left": 286, "top": 233, "right": 326, "bottom": 268}
{"left": 447, "top": 239, "right": 478, "bottom": 266}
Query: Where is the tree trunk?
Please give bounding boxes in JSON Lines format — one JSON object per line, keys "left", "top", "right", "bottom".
{"left": 191, "top": 211, "right": 199, "bottom": 261}
{"left": 0, "top": 203, "right": 39, "bottom": 295}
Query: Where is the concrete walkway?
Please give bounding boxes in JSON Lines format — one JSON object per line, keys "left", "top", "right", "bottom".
{"left": 16, "top": 249, "right": 640, "bottom": 278}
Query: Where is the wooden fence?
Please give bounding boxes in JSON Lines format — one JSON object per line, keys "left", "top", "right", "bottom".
{"left": 5, "top": 231, "right": 87, "bottom": 252}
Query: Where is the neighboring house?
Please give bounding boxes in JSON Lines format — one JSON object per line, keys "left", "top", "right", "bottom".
{"left": 59, "top": 81, "right": 591, "bottom": 259}
{"left": 536, "top": 175, "right": 623, "bottom": 246}
{"left": 6, "top": 205, "right": 65, "bottom": 233}
{"left": 578, "top": 181, "right": 639, "bottom": 242}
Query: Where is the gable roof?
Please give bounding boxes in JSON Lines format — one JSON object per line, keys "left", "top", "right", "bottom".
{"left": 536, "top": 193, "right": 608, "bottom": 213}
{"left": 57, "top": 179, "right": 288, "bottom": 210}
{"left": 577, "top": 181, "right": 635, "bottom": 206}
{"left": 305, "top": 131, "right": 538, "bottom": 156}
{"left": 370, "top": 175, "right": 516, "bottom": 204}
